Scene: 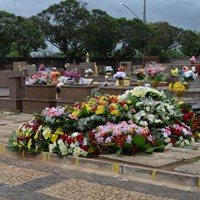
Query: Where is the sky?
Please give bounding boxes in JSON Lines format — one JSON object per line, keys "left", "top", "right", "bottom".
{"left": 0, "top": 0, "right": 199, "bottom": 31}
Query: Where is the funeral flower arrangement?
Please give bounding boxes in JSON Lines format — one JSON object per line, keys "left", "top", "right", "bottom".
{"left": 8, "top": 86, "right": 199, "bottom": 157}
{"left": 183, "top": 70, "right": 197, "bottom": 83}
{"left": 135, "top": 68, "right": 146, "bottom": 81}
{"left": 61, "top": 69, "right": 82, "bottom": 84}
{"left": 113, "top": 66, "right": 126, "bottom": 80}
{"left": 25, "top": 71, "right": 53, "bottom": 85}
{"left": 145, "top": 62, "right": 166, "bottom": 83}
{"left": 104, "top": 66, "right": 113, "bottom": 73}
{"left": 168, "top": 82, "right": 185, "bottom": 94}
{"left": 85, "top": 68, "right": 93, "bottom": 76}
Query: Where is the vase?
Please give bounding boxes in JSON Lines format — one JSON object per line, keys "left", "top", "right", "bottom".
{"left": 124, "top": 77, "right": 130, "bottom": 86}
{"left": 137, "top": 80, "right": 145, "bottom": 86}
{"left": 105, "top": 72, "right": 112, "bottom": 77}
{"left": 183, "top": 82, "right": 191, "bottom": 90}
{"left": 118, "top": 79, "right": 124, "bottom": 86}
{"left": 175, "top": 91, "right": 184, "bottom": 98}
{"left": 150, "top": 81, "right": 159, "bottom": 88}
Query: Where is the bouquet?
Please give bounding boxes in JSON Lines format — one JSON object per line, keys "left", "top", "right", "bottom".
{"left": 25, "top": 71, "right": 52, "bottom": 85}
{"left": 104, "top": 66, "right": 113, "bottom": 73}
{"left": 183, "top": 70, "right": 197, "bottom": 83}
{"left": 168, "top": 82, "right": 185, "bottom": 93}
{"left": 135, "top": 68, "right": 146, "bottom": 80}
{"left": 85, "top": 68, "right": 93, "bottom": 76}
{"left": 145, "top": 62, "right": 165, "bottom": 83}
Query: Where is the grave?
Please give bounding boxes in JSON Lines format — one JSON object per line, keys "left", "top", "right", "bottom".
{"left": 0, "top": 74, "right": 25, "bottom": 112}
{"left": 22, "top": 85, "right": 56, "bottom": 114}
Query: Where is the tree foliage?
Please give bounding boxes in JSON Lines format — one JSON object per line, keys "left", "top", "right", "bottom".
{"left": 37, "top": 0, "right": 90, "bottom": 62}
{"left": 146, "top": 22, "right": 183, "bottom": 56}
{"left": 84, "top": 9, "right": 120, "bottom": 58}
{"left": 116, "top": 18, "right": 151, "bottom": 59}
{"left": 0, "top": 11, "right": 16, "bottom": 61}
{"left": 179, "top": 30, "right": 200, "bottom": 57}
{"left": 13, "top": 16, "right": 46, "bottom": 58}
{"left": 1, "top": 1, "right": 200, "bottom": 62}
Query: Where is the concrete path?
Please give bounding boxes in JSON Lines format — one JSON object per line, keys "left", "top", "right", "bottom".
{"left": 1, "top": 112, "right": 200, "bottom": 190}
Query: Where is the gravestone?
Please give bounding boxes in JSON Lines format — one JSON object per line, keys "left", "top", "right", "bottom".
{"left": 142, "top": 56, "right": 159, "bottom": 67}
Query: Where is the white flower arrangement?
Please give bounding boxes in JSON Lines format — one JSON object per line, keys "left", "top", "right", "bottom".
{"left": 118, "top": 86, "right": 165, "bottom": 100}
{"left": 104, "top": 66, "right": 113, "bottom": 73}
{"left": 113, "top": 71, "right": 126, "bottom": 80}
{"left": 85, "top": 68, "right": 93, "bottom": 75}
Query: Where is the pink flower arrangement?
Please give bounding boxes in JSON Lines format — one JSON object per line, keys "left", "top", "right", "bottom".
{"left": 41, "top": 107, "right": 65, "bottom": 117}
{"left": 145, "top": 62, "right": 166, "bottom": 83}
{"left": 189, "top": 56, "right": 196, "bottom": 63}
{"left": 25, "top": 71, "right": 52, "bottom": 85}
{"left": 90, "top": 120, "right": 157, "bottom": 155}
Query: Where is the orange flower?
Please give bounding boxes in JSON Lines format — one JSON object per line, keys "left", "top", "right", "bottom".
{"left": 52, "top": 71, "right": 61, "bottom": 78}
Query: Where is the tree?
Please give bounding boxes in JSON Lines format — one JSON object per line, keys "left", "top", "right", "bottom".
{"left": 146, "top": 22, "right": 182, "bottom": 57}
{"left": 13, "top": 16, "right": 46, "bottom": 58}
{"left": 116, "top": 18, "right": 151, "bottom": 59}
{"left": 37, "top": 0, "right": 90, "bottom": 62}
{"left": 84, "top": 9, "right": 120, "bottom": 58}
{"left": 0, "top": 11, "right": 16, "bottom": 62}
{"left": 179, "top": 30, "right": 200, "bottom": 57}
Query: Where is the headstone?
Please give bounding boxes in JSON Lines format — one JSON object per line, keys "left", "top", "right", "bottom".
{"left": 142, "top": 56, "right": 159, "bottom": 67}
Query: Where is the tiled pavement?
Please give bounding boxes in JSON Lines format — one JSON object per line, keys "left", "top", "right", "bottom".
{"left": 1, "top": 155, "right": 200, "bottom": 200}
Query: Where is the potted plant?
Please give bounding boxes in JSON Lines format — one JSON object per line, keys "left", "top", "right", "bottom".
{"left": 135, "top": 68, "right": 146, "bottom": 86}
{"left": 104, "top": 66, "right": 113, "bottom": 77}
{"left": 145, "top": 62, "right": 166, "bottom": 88}
{"left": 113, "top": 70, "right": 126, "bottom": 86}
{"left": 182, "top": 69, "right": 197, "bottom": 89}
{"left": 168, "top": 82, "right": 185, "bottom": 97}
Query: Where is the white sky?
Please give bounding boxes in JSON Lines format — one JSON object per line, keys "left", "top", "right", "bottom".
{"left": 0, "top": 0, "right": 199, "bottom": 31}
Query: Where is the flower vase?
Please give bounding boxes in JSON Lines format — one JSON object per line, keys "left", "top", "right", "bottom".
{"left": 118, "top": 79, "right": 124, "bottom": 86}
{"left": 175, "top": 91, "right": 184, "bottom": 98}
{"left": 150, "top": 81, "right": 159, "bottom": 88}
{"left": 137, "top": 80, "right": 145, "bottom": 86}
{"left": 106, "top": 72, "right": 112, "bottom": 77}
{"left": 183, "top": 82, "right": 191, "bottom": 90}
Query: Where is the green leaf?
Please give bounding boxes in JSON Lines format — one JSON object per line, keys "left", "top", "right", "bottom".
{"left": 132, "top": 135, "right": 145, "bottom": 147}
{"left": 116, "top": 148, "right": 122, "bottom": 154}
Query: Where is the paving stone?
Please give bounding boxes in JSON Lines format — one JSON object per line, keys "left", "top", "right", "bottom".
{"left": 37, "top": 179, "right": 175, "bottom": 200}
{"left": 174, "top": 162, "right": 200, "bottom": 175}
{"left": 0, "top": 163, "right": 50, "bottom": 186}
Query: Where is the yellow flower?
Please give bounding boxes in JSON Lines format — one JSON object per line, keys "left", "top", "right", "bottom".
{"left": 55, "top": 128, "right": 64, "bottom": 135}
{"left": 42, "top": 127, "right": 52, "bottom": 140}
{"left": 178, "top": 101, "right": 184, "bottom": 106}
{"left": 168, "top": 83, "right": 173, "bottom": 91}
{"left": 27, "top": 139, "right": 32, "bottom": 149}
{"left": 110, "top": 103, "right": 117, "bottom": 108}
{"left": 95, "top": 105, "right": 105, "bottom": 115}
{"left": 85, "top": 104, "right": 93, "bottom": 113}
{"left": 123, "top": 104, "right": 128, "bottom": 110}
{"left": 72, "top": 110, "right": 80, "bottom": 117}
{"left": 111, "top": 109, "right": 119, "bottom": 116}
{"left": 169, "top": 82, "right": 185, "bottom": 93}
{"left": 51, "top": 134, "right": 58, "bottom": 142}
{"left": 173, "top": 82, "right": 185, "bottom": 93}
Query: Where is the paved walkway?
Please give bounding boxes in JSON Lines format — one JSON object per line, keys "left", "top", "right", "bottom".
{"left": 1, "top": 155, "right": 200, "bottom": 200}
